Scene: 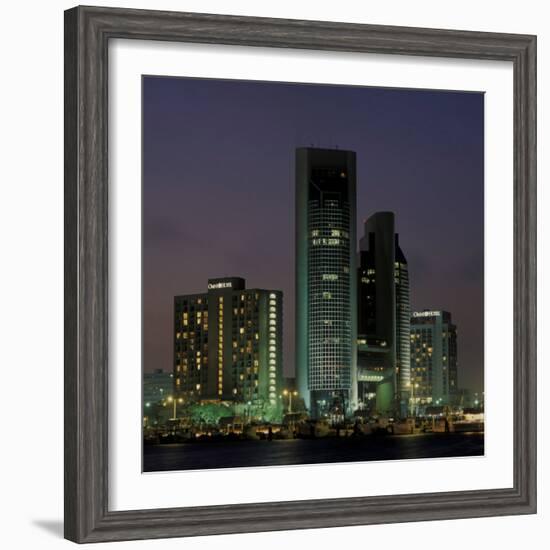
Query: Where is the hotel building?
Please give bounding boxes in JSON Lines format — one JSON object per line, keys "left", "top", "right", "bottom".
{"left": 173, "top": 277, "right": 283, "bottom": 411}
{"left": 357, "top": 212, "right": 411, "bottom": 416}
{"left": 410, "top": 310, "right": 458, "bottom": 408}
{"left": 295, "top": 147, "right": 358, "bottom": 418}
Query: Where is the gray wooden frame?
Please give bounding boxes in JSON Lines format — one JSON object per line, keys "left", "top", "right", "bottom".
{"left": 64, "top": 5, "right": 537, "bottom": 544}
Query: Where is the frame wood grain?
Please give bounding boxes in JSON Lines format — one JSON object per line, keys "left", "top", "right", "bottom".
{"left": 64, "top": 5, "right": 537, "bottom": 543}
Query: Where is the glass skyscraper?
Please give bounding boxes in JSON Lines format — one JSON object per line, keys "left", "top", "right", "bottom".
{"left": 357, "top": 212, "right": 411, "bottom": 416}
{"left": 295, "top": 147, "right": 357, "bottom": 419}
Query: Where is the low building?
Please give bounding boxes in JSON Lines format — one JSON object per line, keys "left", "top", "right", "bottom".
{"left": 410, "top": 310, "right": 458, "bottom": 409}
{"left": 143, "top": 369, "right": 174, "bottom": 406}
{"left": 173, "top": 277, "right": 283, "bottom": 418}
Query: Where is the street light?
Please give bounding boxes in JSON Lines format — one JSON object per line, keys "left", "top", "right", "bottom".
{"left": 165, "top": 395, "right": 183, "bottom": 420}
{"left": 407, "top": 382, "right": 419, "bottom": 416}
{"left": 282, "top": 389, "right": 298, "bottom": 414}
{"left": 246, "top": 401, "right": 252, "bottom": 425}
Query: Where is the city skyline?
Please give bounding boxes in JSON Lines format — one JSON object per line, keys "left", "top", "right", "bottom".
{"left": 143, "top": 75, "right": 484, "bottom": 394}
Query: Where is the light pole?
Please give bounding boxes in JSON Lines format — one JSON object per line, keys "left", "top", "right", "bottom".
{"left": 408, "top": 382, "right": 419, "bottom": 416}
{"left": 166, "top": 395, "right": 183, "bottom": 420}
{"left": 283, "top": 389, "right": 298, "bottom": 414}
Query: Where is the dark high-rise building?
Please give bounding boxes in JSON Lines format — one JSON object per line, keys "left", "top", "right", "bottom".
{"left": 410, "top": 310, "right": 458, "bottom": 408}
{"left": 173, "top": 278, "right": 283, "bottom": 413}
{"left": 357, "top": 212, "right": 411, "bottom": 416}
{"left": 295, "top": 147, "right": 357, "bottom": 418}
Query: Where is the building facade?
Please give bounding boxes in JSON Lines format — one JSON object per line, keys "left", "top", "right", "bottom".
{"left": 410, "top": 310, "right": 458, "bottom": 409}
{"left": 143, "top": 369, "right": 174, "bottom": 405}
{"left": 295, "top": 147, "right": 357, "bottom": 418}
{"left": 173, "top": 278, "right": 283, "bottom": 415}
{"left": 356, "top": 212, "right": 411, "bottom": 416}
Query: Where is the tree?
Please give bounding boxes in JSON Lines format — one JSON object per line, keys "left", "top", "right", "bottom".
{"left": 189, "top": 402, "right": 234, "bottom": 425}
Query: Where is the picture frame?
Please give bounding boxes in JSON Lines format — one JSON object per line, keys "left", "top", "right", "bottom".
{"left": 64, "top": 5, "right": 536, "bottom": 543}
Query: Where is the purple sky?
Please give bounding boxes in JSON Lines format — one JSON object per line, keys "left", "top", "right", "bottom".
{"left": 142, "top": 76, "right": 484, "bottom": 393}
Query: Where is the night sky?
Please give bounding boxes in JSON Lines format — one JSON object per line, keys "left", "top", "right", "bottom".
{"left": 142, "top": 76, "right": 484, "bottom": 393}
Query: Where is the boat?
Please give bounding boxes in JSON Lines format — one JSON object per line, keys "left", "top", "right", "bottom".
{"left": 296, "top": 419, "right": 331, "bottom": 438}
{"left": 450, "top": 411, "right": 484, "bottom": 433}
{"left": 369, "top": 416, "right": 392, "bottom": 434}
{"left": 391, "top": 418, "right": 416, "bottom": 435}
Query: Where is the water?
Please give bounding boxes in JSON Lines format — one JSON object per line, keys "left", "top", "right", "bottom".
{"left": 143, "top": 432, "right": 484, "bottom": 472}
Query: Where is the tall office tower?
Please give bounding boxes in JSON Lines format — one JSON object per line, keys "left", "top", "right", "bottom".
{"left": 394, "top": 235, "right": 411, "bottom": 399}
{"left": 410, "top": 310, "right": 458, "bottom": 408}
{"left": 295, "top": 147, "right": 357, "bottom": 419}
{"left": 357, "top": 212, "right": 411, "bottom": 416}
{"left": 173, "top": 278, "right": 283, "bottom": 413}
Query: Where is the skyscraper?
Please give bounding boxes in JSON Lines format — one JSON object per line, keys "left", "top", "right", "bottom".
{"left": 410, "top": 310, "right": 458, "bottom": 409}
{"left": 173, "top": 278, "right": 283, "bottom": 414}
{"left": 295, "top": 147, "right": 357, "bottom": 418}
{"left": 357, "top": 212, "right": 411, "bottom": 416}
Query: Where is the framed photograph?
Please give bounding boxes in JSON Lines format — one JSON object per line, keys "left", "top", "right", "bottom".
{"left": 64, "top": 5, "right": 536, "bottom": 543}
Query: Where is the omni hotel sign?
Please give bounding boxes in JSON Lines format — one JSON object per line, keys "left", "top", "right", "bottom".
{"left": 412, "top": 310, "right": 441, "bottom": 318}
{"left": 208, "top": 281, "right": 233, "bottom": 290}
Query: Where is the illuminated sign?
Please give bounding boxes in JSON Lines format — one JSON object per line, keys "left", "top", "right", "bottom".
{"left": 412, "top": 311, "right": 441, "bottom": 318}
{"left": 208, "top": 281, "right": 233, "bottom": 290}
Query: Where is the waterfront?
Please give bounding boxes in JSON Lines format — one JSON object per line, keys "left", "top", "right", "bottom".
{"left": 143, "top": 432, "right": 484, "bottom": 472}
